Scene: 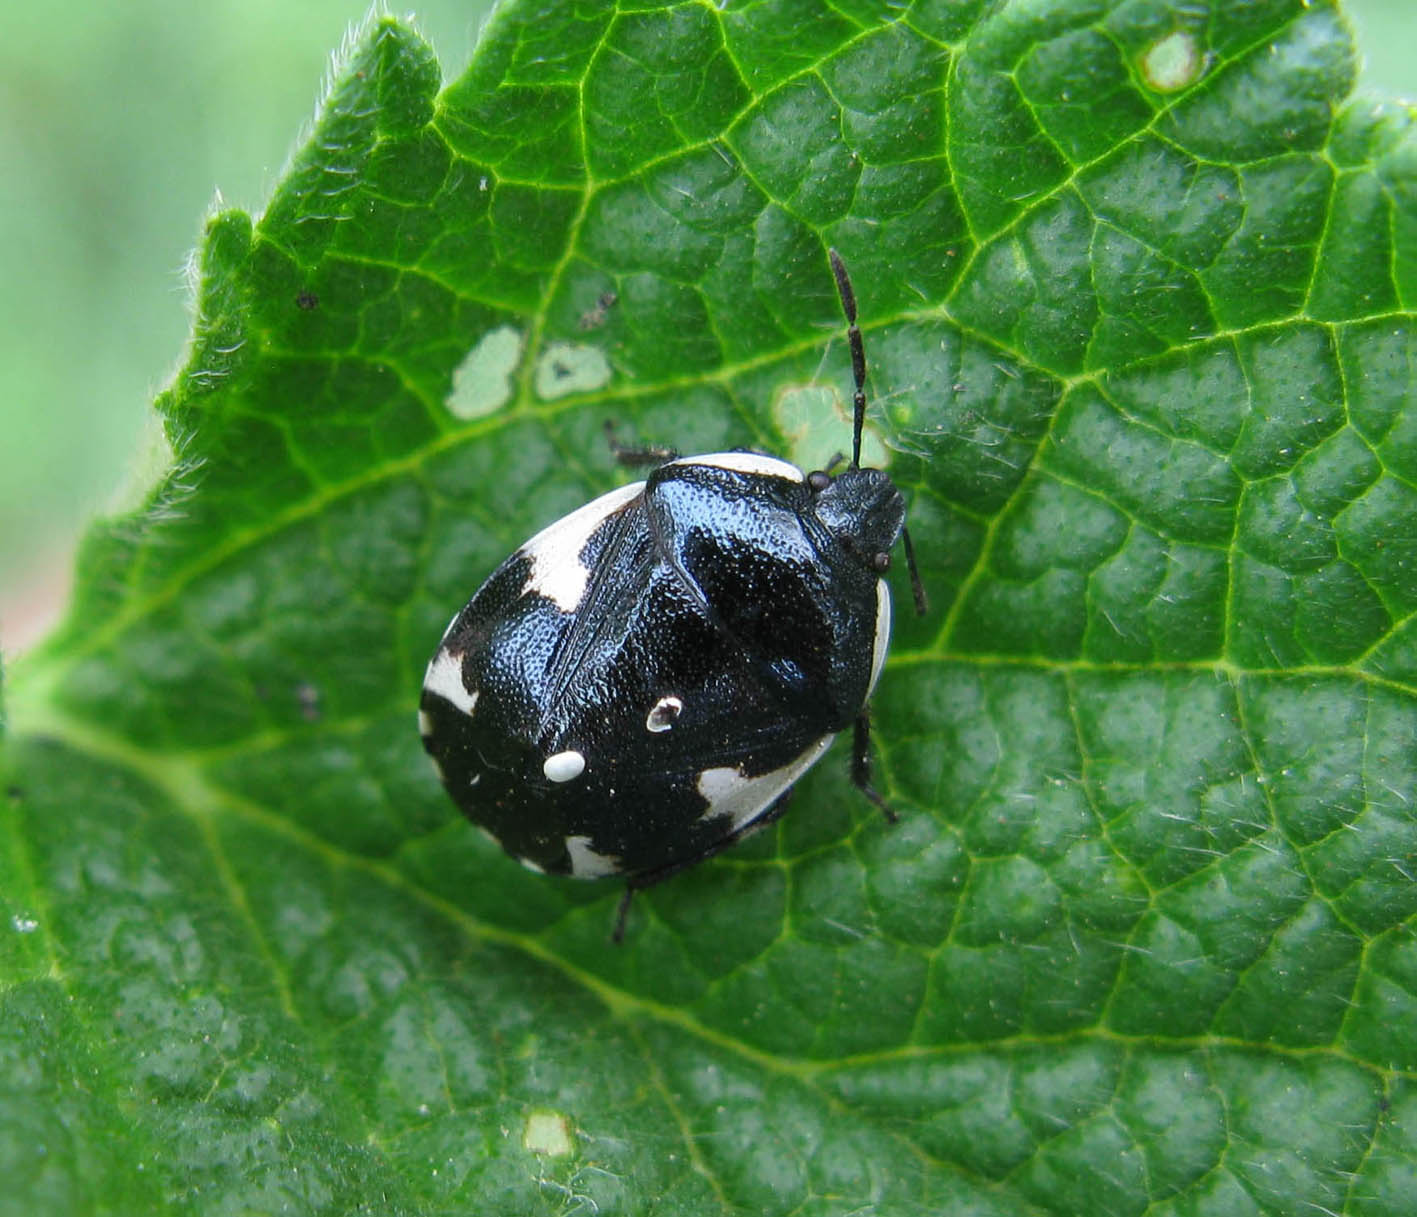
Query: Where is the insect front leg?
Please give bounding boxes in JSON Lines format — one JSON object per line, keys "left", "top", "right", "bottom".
{"left": 603, "top": 420, "right": 679, "bottom": 468}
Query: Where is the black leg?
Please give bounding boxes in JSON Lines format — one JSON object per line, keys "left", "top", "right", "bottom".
{"left": 610, "top": 788, "right": 797, "bottom": 943}
{"left": 611, "top": 884, "right": 637, "bottom": 945}
{"left": 604, "top": 420, "right": 678, "bottom": 467}
{"left": 852, "top": 706, "right": 898, "bottom": 824}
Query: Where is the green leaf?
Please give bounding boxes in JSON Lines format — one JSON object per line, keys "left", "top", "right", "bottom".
{"left": 4, "top": 1, "right": 1416, "bottom": 1212}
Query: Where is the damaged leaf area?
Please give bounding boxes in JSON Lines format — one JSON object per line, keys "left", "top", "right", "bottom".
{"left": 3, "top": 1, "right": 1416, "bottom": 1213}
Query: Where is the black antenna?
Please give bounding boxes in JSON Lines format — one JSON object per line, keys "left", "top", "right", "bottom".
{"left": 901, "top": 525, "right": 928, "bottom": 616}
{"left": 828, "top": 249, "right": 927, "bottom": 617}
{"left": 828, "top": 248, "right": 867, "bottom": 469}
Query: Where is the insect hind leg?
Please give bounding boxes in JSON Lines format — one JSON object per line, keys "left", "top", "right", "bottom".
{"left": 611, "top": 788, "right": 797, "bottom": 943}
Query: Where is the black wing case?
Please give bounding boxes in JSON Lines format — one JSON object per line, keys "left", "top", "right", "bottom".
{"left": 420, "top": 465, "right": 881, "bottom": 881}
{"left": 645, "top": 461, "right": 882, "bottom": 731}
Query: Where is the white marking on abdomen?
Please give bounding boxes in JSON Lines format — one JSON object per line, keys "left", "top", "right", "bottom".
{"left": 696, "top": 734, "right": 836, "bottom": 833}
{"left": 543, "top": 750, "right": 586, "bottom": 782}
{"left": 423, "top": 650, "right": 479, "bottom": 716}
{"left": 565, "top": 835, "right": 621, "bottom": 878}
{"left": 520, "top": 481, "right": 644, "bottom": 611}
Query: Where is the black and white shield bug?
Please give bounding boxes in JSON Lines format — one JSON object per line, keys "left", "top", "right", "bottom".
{"left": 419, "top": 251, "right": 926, "bottom": 939}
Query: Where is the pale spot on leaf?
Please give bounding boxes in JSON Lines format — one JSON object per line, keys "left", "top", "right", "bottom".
{"left": 774, "top": 383, "right": 888, "bottom": 472}
{"left": 447, "top": 325, "right": 524, "bottom": 419}
{"left": 534, "top": 342, "right": 611, "bottom": 400}
{"left": 1141, "top": 31, "right": 1204, "bottom": 92}
{"left": 523, "top": 1111, "right": 574, "bottom": 1156}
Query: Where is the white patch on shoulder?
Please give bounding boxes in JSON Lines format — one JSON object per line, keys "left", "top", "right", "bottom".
{"left": 521, "top": 481, "right": 644, "bottom": 611}
{"left": 696, "top": 734, "right": 836, "bottom": 833}
{"left": 868, "top": 578, "right": 892, "bottom": 698}
{"left": 417, "top": 708, "right": 434, "bottom": 738}
{"left": 565, "top": 834, "right": 621, "bottom": 878}
{"left": 543, "top": 750, "right": 586, "bottom": 783}
{"left": 670, "top": 451, "right": 804, "bottom": 482}
{"left": 423, "top": 649, "right": 478, "bottom": 716}
{"left": 518, "top": 855, "right": 547, "bottom": 875}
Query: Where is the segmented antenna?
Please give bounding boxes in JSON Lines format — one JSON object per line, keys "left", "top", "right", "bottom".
{"left": 901, "top": 525, "right": 928, "bottom": 616}
{"left": 828, "top": 248, "right": 867, "bottom": 469}
{"left": 829, "top": 249, "right": 929, "bottom": 618}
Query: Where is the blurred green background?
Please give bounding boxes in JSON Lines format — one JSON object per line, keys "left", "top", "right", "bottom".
{"left": 1, "top": 0, "right": 1412, "bottom": 652}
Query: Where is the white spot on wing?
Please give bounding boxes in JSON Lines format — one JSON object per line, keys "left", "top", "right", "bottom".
{"left": 417, "top": 708, "right": 434, "bottom": 737}
{"left": 543, "top": 750, "right": 586, "bottom": 783}
{"left": 521, "top": 480, "right": 644, "bottom": 611}
{"left": 669, "top": 451, "right": 804, "bottom": 482}
{"left": 868, "top": 578, "right": 892, "bottom": 698}
{"left": 518, "top": 855, "right": 547, "bottom": 874}
{"left": 565, "top": 835, "right": 621, "bottom": 877}
{"left": 423, "top": 650, "right": 478, "bottom": 716}
{"left": 696, "top": 735, "right": 836, "bottom": 833}
{"left": 645, "top": 695, "right": 683, "bottom": 733}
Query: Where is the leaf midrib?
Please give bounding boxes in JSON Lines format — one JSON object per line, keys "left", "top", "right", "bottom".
{"left": 11, "top": 696, "right": 1404, "bottom": 1086}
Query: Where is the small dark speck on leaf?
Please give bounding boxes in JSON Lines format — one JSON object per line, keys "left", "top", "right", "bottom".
{"left": 296, "top": 682, "right": 322, "bottom": 721}
{"left": 296, "top": 291, "right": 320, "bottom": 311}
{"left": 5, "top": 786, "right": 22, "bottom": 801}
{"left": 578, "top": 290, "right": 618, "bottom": 331}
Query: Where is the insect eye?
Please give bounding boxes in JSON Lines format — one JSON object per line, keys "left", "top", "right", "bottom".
{"left": 807, "top": 470, "right": 833, "bottom": 492}
{"left": 872, "top": 552, "right": 891, "bottom": 573}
